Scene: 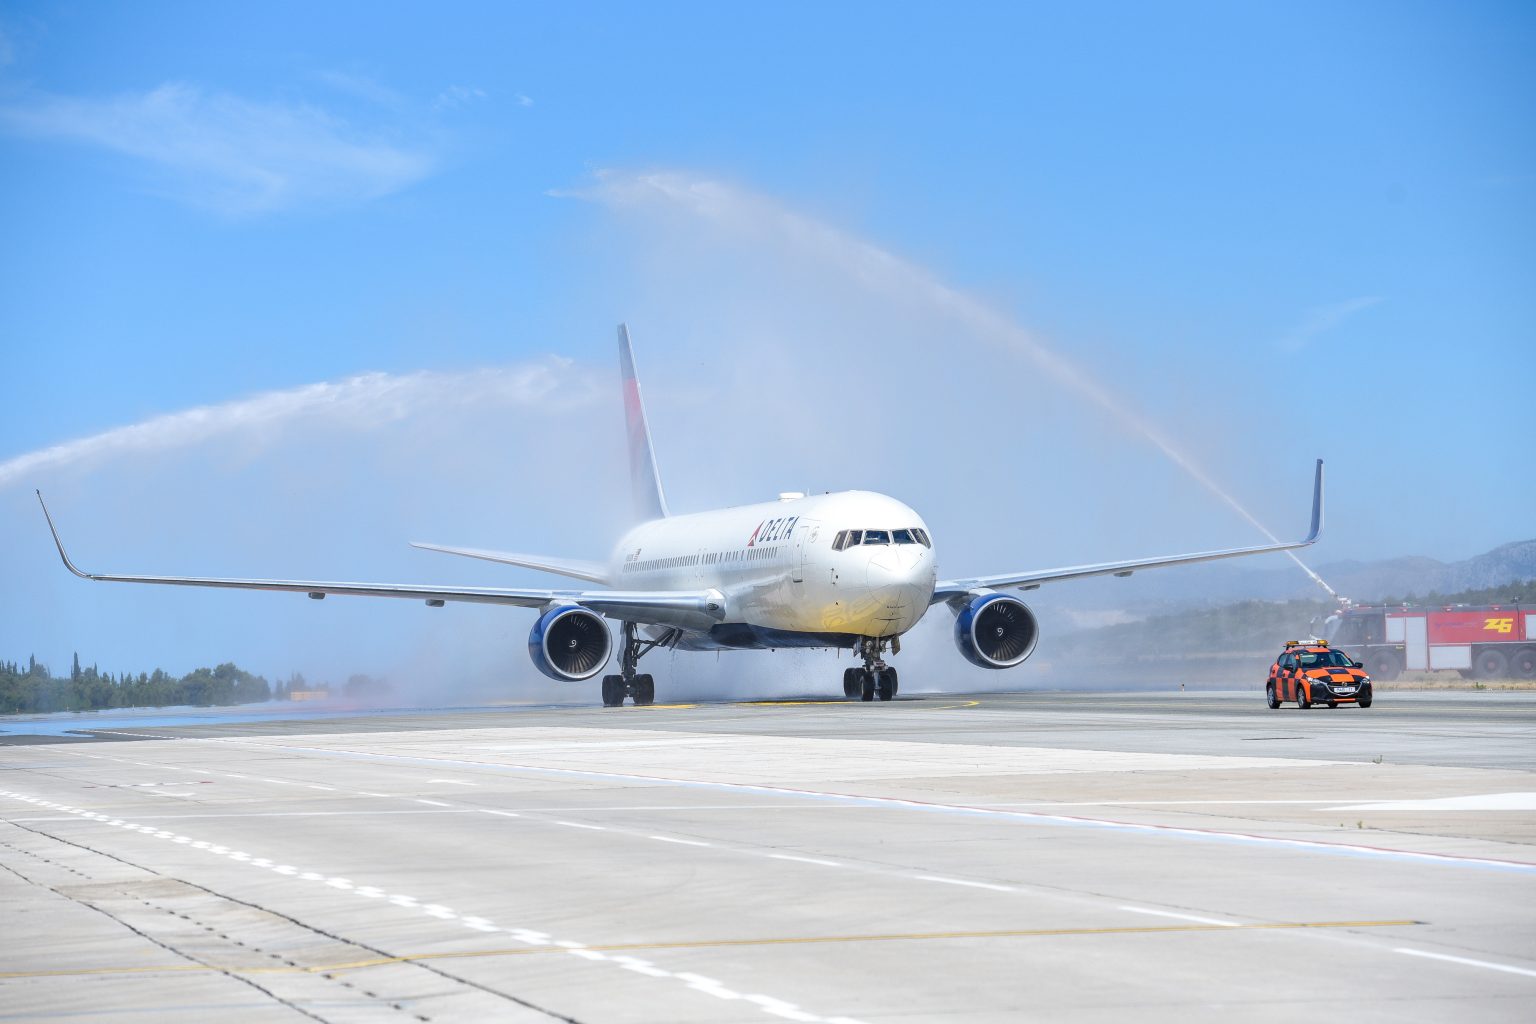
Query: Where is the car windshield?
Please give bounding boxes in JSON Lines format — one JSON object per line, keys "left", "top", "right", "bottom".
{"left": 1296, "top": 649, "right": 1353, "bottom": 668}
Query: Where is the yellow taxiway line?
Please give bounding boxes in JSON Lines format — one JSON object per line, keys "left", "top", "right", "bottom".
{"left": 0, "top": 919, "right": 1419, "bottom": 979}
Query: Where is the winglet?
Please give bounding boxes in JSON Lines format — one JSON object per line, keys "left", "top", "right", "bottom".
{"left": 36, "top": 491, "right": 92, "bottom": 579}
{"left": 1306, "top": 458, "right": 1324, "bottom": 544}
{"left": 618, "top": 324, "right": 670, "bottom": 521}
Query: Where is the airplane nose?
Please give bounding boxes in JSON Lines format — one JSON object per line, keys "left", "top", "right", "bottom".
{"left": 865, "top": 547, "right": 934, "bottom": 633}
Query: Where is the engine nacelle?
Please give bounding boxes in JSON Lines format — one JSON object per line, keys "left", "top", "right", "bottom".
{"left": 528, "top": 606, "right": 612, "bottom": 681}
{"left": 953, "top": 593, "right": 1040, "bottom": 669}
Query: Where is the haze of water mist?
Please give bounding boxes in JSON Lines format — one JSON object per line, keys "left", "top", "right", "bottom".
{"left": 575, "top": 170, "right": 1336, "bottom": 601}
{"left": 8, "top": 170, "right": 1331, "bottom": 704}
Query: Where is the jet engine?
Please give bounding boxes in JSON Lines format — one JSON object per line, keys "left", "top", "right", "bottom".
{"left": 528, "top": 606, "right": 612, "bottom": 681}
{"left": 953, "top": 593, "right": 1040, "bottom": 669}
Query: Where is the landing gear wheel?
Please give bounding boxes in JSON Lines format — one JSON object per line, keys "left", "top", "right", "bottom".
{"left": 843, "top": 667, "right": 860, "bottom": 700}
{"left": 601, "top": 675, "right": 624, "bottom": 708}
{"left": 1297, "top": 685, "right": 1312, "bottom": 710}
{"left": 634, "top": 673, "right": 655, "bottom": 706}
{"left": 1266, "top": 683, "right": 1280, "bottom": 710}
{"left": 859, "top": 668, "right": 875, "bottom": 702}
{"left": 885, "top": 667, "right": 899, "bottom": 699}
{"left": 875, "top": 669, "right": 895, "bottom": 702}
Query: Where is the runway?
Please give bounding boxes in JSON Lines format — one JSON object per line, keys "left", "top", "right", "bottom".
{"left": 3, "top": 690, "right": 1534, "bottom": 1022}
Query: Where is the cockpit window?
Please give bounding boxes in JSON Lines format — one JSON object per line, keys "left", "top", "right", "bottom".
{"left": 862, "top": 530, "right": 890, "bottom": 545}
{"left": 913, "top": 528, "right": 931, "bottom": 548}
{"left": 892, "top": 529, "right": 914, "bottom": 544}
{"left": 836, "top": 527, "right": 931, "bottom": 549}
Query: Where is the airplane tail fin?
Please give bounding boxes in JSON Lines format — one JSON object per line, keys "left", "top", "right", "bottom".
{"left": 618, "top": 324, "right": 669, "bottom": 521}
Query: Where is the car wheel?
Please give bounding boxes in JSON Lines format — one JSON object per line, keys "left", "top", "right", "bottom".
{"left": 1266, "top": 683, "right": 1280, "bottom": 710}
{"left": 1365, "top": 651, "right": 1402, "bottom": 682}
{"left": 1509, "top": 647, "right": 1536, "bottom": 681}
{"left": 1358, "top": 692, "right": 1373, "bottom": 708}
{"left": 1297, "top": 684, "right": 1311, "bottom": 710}
{"left": 1474, "top": 648, "right": 1509, "bottom": 680}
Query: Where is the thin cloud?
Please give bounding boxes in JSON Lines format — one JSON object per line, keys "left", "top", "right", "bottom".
{"left": 0, "top": 82, "right": 437, "bottom": 215}
{"left": 435, "top": 84, "right": 488, "bottom": 110}
{"left": 0, "top": 359, "right": 592, "bottom": 489}
{"left": 516, "top": 93, "right": 534, "bottom": 108}
{"left": 1278, "top": 296, "right": 1383, "bottom": 352}
{"left": 312, "top": 70, "right": 407, "bottom": 108}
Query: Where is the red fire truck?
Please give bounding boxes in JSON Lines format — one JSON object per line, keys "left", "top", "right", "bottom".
{"left": 1317, "top": 604, "right": 1536, "bottom": 680}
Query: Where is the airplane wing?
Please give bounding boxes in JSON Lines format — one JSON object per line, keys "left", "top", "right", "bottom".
{"left": 408, "top": 542, "right": 610, "bottom": 585}
{"left": 932, "top": 459, "right": 1323, "bottom": 604}
{"left": 37, "top": 492, "right": 721, "bottom": 626}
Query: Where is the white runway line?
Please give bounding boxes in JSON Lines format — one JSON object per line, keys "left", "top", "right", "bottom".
{"left": 915, "top": 875, "right": 1014, "bottom": 892}
{"left": 415, "top": 798, "right": 451, "bottom": 807}
{"left": 0, "top": 786, "right": 867, "bottom": 1024}
{"left": 1395, "top": 948, "right": 1536, "bottom": 978}
{"left": 1120, "top": 905, "right": 1239, "bottom": 927}
{"left": 554, "top": 820, "right": 606, "bottom": 830}
{"left": 480, "top": 809, "right": 521, "bottom": 818}
{"left": 768, "top": 854, "right": 842, "bottom": 867}
{"left": 650, "top": 835, "right": 711, "bottom": 846}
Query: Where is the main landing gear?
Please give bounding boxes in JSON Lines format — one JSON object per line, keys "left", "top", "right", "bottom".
{"left": 601, "top": 622, "right": 674, "bottom": 708}
{"left": 842, "top": 637, "right": 899, "bottom": 702}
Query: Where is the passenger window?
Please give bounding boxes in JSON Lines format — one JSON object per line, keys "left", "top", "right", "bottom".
{"left": 863, "top": 530, "right": 889, "bottom": 545}
{"left": 892, "top": 529, "right": 914, "bottom": 545}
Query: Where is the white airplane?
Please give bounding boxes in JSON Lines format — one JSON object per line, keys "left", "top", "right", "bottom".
{"left": 39, "top": 326, "right": 1323, "bottom": 707}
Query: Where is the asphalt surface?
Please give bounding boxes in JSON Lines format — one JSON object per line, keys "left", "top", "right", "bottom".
{"left": 2, "top": 690, "right": 1533, "bottom": 1022}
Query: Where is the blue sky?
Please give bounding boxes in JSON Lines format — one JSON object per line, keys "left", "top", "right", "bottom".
{"left": 2, "top": 2, "right": 1532, "bottom": 687}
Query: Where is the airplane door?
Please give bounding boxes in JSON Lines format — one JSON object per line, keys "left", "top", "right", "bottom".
{"left": 791, "top": 520, "right": 819, "bottom": 584}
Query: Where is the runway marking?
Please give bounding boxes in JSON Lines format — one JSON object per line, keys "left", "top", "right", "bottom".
{"left": 272, "top": 748, "right": 1536, "bottom": 873}
{"left": 767, "top": 854, "right": 842, "bottom": 867}
{"left": 740, "top": 700, "right": 981, "bottom": 710}
{"left": 0, "top": 920, "right": 1422, "bottom": 979}
{"left": 554, "top": 820, "right": 606, "bottom": 830}
{"left": 1395, "top": 947, "right": 1536, "bottom": 979}
{"left": 1333, "top": 793, "right": 1536, "bottom": 812}
{"left": 635, "top": 704, "right": 699, "bottom": 710}
{"left": 427, "top": 779, "right": 476, "bottom": 785}
{"left": 915, "top": 875, "right": 1014, "bottom": 892}
{"left": 1120, "top": 905, "right": 1238, "bottom": 927}
{"left": 480, "top": 809, "right": 521, "bottom": 818}
{"left": 414, "top": 798, "right": 451, "bottom": 807}
{"left": 650, "top": 835, "right": 711, "bottom": 847}
{"left": 0, "top": 788, "right": 871, "bottom": 1024}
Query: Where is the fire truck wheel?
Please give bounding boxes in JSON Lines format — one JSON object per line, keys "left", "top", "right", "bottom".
{"left": 1511, "top": 647, "right": 1536, "bottom": 680}
{"left": 1266, "top": 683, "right": 1280, "bottom": 709}
{"left": 1365, "top": 651, "right": 1402, "bottom": 682}
{"left": 1474, "top": 648, "right": 1509, "bottom": 680}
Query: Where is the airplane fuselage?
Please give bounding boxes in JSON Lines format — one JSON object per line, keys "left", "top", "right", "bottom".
{"left": 610, "top": 490, "right": 936, "bottom": 650}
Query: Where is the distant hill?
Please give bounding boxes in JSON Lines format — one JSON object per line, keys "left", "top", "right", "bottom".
{"left": 1057, "top": 539, "right": 1536, "bottom": 612}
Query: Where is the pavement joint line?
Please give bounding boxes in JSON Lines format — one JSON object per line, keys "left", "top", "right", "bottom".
{"left": 0, "top": 920, "right": 1425, "bottom": 979}
{"left": 0, "top": 787, "right": 867, "bottom": 1024}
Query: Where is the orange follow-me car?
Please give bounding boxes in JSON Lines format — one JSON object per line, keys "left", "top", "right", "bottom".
{"left": 1266, "top": 640, "right": 1374, "bottom": 709}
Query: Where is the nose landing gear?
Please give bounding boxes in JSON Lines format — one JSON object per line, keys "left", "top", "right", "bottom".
{"left": 843, "top": 637, "right": 899, "bottom": 702}
{"left": 600, "top": 621, "right": 676, "bottom": 707}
